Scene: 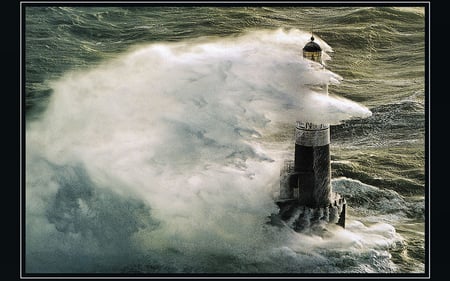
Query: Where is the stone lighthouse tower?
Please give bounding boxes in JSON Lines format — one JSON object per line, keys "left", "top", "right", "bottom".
{"left": 276, "top": 34, "right": 346, "bottom": 231}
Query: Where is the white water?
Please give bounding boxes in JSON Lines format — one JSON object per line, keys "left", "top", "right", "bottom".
{"left": 26, "top": 29, "right": 404, "bottom": 274}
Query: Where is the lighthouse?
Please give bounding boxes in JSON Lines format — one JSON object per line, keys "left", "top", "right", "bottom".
{"left": 276, "top": 34, "right": 346, "bottom": 231}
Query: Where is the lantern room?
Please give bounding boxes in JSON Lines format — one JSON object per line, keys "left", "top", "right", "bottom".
{"left": 303, "top": 35, "right": 322, "bottom": 64}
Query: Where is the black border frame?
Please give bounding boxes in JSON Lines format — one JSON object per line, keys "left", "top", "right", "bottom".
{"left": 19, "top": 1, "right": 431, "bottom": 279}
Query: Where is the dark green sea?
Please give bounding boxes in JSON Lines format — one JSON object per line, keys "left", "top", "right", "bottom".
{"left": 24, "top": 5, "right": 426, "bottom": 275}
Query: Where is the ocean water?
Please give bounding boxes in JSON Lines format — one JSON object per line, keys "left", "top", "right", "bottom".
{"left": 24, "top": 5, "right": 427, "bottom": 275}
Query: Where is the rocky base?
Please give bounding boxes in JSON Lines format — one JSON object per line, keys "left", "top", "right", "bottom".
{"left": 273, "top": 195, "right": 346, "bottom": 232}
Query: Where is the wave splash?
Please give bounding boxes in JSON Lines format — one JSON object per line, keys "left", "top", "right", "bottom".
{"left": 25, "top": 29, "right": 401, "bottom": 274}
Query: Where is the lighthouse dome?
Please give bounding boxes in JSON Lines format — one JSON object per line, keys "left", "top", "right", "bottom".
{"left": 303, "top": 36, "right": 322, "bottom": 52}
